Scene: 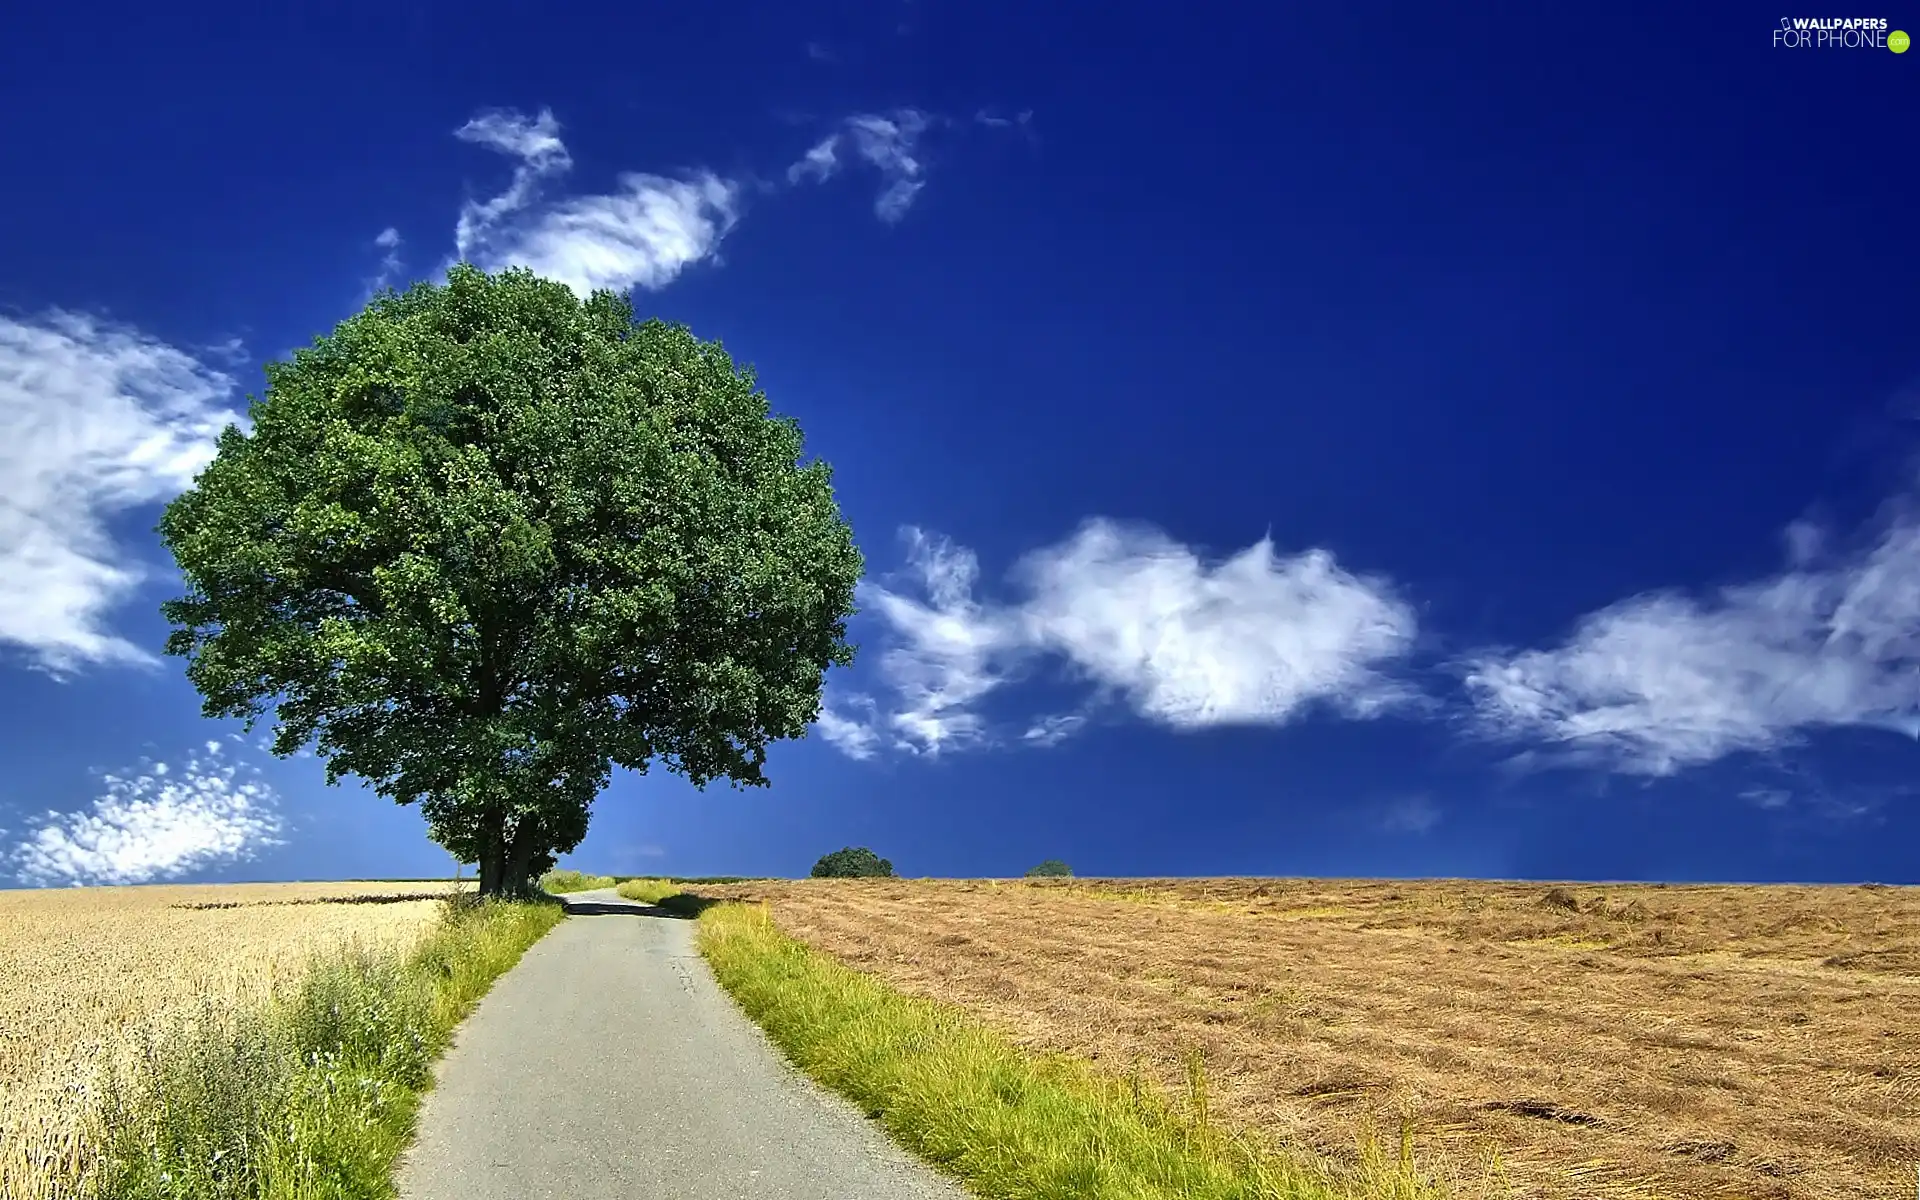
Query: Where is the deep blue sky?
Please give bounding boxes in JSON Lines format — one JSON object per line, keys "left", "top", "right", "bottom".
{"left": 2, "top": 2, "right": 1916, "bottom": 886}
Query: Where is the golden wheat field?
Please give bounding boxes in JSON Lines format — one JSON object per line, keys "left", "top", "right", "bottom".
{"left": 699, "top": 876, "right": 1920, "bottom": 1200}
{"left": 0, "top": 880, "right": 462, "bottom": 1200}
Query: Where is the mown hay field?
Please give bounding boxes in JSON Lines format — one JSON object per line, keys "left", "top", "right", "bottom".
{"left": 0, "top": 880, "right": 463, "bottom": 1200}
{"left": 697, "top": 877, "right": 1920, "bottom": 1200}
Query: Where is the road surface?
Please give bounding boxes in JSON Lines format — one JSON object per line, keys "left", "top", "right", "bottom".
{"left": 397, "top": 888, "right": 970, "bottom": 1200}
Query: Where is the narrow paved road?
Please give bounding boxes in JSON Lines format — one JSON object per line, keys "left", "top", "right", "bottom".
{"left": 398, "top": 888, "right": 970, "bottom": 1200}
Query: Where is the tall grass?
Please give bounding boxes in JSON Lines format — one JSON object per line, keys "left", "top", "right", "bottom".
{"left": 613, "top": 878, "right": 680, "bottom": 904}
{"left": 537, "top": 869, "right": 616, "bottom": 894}
{"left": 613, "top": 879, "right": 712, "bottom": 916}
{"left": 88, "top": 895, "right": 561, "bottom": 1200}
{"left": 698, "top": 902, "right": 1474, "bottom": 1200}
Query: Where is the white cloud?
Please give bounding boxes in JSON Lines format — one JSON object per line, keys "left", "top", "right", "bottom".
{"left": 874, "top": 178, "right": 926, "bottom": 224}
{"left": 9, "top": 749, "right": 283, "bottom": 886}
{"left": 0, "top": 312, "right": 242, "bottom": 675}
{"left": 451, "top": 107, "right": 738, "bottom": 297}
{"left": 1782, "top": 517, "right": 1824, "bottom": 567}
{"left": 820, "top": 530, "right": 1022, "bottom": 756}
{"left": 787, "top": 137, "right": 840, "bottom": 184}
{"left": 367, "top": 226, "right": 404, "bottom": 294}
{"left": 974, "top": 108, "right": 1034, "bottom": 130}
{"left": 479, "top": 173, "right": 740, "bottom": 297}
{"left": 1464, "top": 506, "right": 1920, "bottom": 775}
{"left": 786, "top": 109, "right": 935, "bottom": 223}
{"left": 814, "top": 698, "right": 884, "bottom": 760}
{"left": 1016, "top": 521, "right": 1420, "bottom": 729}
{"left": 819, "top": 520, "right": 1419, "bottom": 758}
{"left": 1022, "top": 714, "right": 1086, "bottom": 747}
{"left": 453, "top": 107, "right": 572, "bottom": 257}
{"left": 200, "top": 337, "right": 249, "bottom": 367}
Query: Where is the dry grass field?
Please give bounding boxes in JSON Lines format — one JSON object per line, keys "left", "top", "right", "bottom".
{"left": 0, "top": 880, "right": 463, "bottom": 1200}
{"left": 698, "top": 876, "right": 1920, "bottom": 1200}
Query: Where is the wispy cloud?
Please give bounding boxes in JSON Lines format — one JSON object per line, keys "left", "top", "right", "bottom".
{"left": 814, "top": 698, "right": 886, "bottom": 760}
{"left": 0, "top": 312, "right": 242, "bottom": 675}
{"left": 788, "top": 138, "right": 841, "bottom": 184}
{"left": 366, "top": 226, "right": 404, "bottom": 294}
{"left": 973, "top": 109, "right": 1033, "bottom": 129}
{"left": 452, "top": 107, "right": 739, "bottom": 297}
{"left": 1464, "top": 501, "right": 1920, "bottom": 775}
{"left": 449, "top": 103, "right": 1020, "bottom": 288}
{"left": 8, "top": 743, "right": 283, "bottom": 886}
{"left": 1023, "top": 713, "right": 1086, "bottom": 747}
{"left": 820, "top": 520, "right": 1419, "bottom": 758}
{"left": 1378, "top": 795, "right": 1442, "bottom": 835}
{"left": 453, "top": 107, "right": 573, "bottom": 257}
{"left": 787, "top": 109, "right": 935, "bottom": 222}
{"left": 862, "top": 529, "right": 1020, "bottom": 752}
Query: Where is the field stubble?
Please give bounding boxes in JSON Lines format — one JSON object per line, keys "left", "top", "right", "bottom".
{"left": 696, "top": 876, "right": 1920, "bottom": 1200}
{"left": 0, "top": 880, "right": 461, "bottom": 1199}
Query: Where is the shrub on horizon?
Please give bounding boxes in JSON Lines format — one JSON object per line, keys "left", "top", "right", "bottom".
{"left": 1025, "top": 859, "right": 1073, "bottom": 878}
{"left": 811, "top": 846, "right": 895, "bottom": 878}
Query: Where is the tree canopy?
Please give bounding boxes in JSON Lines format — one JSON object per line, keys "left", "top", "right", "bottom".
{"left": 159, "top": 266, "right": 862, "bottom": 895}
{"left": 810, "top": 847, "right": 895, "bottom": 878}
{"left": 1024, "top": 859, "right": 1073, "bottom": 878}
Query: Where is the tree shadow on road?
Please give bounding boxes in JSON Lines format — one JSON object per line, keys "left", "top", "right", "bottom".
{"left": 558, "top": 893, "right": 719, "bottom": 920}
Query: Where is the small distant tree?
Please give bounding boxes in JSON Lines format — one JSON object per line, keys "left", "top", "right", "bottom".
{"left": 811, "top": 846, "right": 894, "bottom": 878}
{"left": 1025, "top": 859, "right": 1072, "bottom": 878}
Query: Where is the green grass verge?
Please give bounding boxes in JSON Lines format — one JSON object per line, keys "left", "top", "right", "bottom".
{"left": 698, "top": 902, "right": 1474, "bottom": 1200}
{"left": 613, "top": 877, "right": 680, "bottom": 904}
{"left": 537, "top": 869, "right": 617, "bottom": 894}
{"left": 89, "top": 894, "right": 563, "bottom": 1200}
{"left": 608, "top": 874, "right": 768, "bottom": 884}
{"left": 612, "top": 879, "right": 714, "bottom": 916}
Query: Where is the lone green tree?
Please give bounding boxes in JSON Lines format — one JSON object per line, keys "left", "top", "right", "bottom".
{"left": 159, "top": 266, "right": 862, "bottom": 896}
{"left": 810, "top": 847, "right": 894, "bottom": 878}
{"left": 1024, "top": 859, "right": 1072, "bottom": 878}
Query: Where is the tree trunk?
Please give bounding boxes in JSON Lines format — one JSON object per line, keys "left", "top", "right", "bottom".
{"left": 475, "top": 809, "right": 508, "bottom": 897}
{"left": 502, "top": 815, "right": 541, "bottom": 899}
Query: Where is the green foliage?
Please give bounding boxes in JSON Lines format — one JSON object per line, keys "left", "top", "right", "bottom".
{"left": 612, "top": 879, "right": 716, "bottom": 916}
{"left": 158, "top": 266, "right": 863, "bottom": 894}
{"left": 614, "top": 877, "right": 680, "bottom": 904}
{"left": 810, "top": 846, "right": 895, "bottom": 878}
{"left": 1025, "top": 859, "right": 1073, "bottom": 878}
{"left": 538, "top": 868, "right": 616, "bottom": 894}
{"left": 610, "top": 875, "right": 764, "bottom": 884}
{"left": 92, "top": 895, "right": 561, "bottom": 1199}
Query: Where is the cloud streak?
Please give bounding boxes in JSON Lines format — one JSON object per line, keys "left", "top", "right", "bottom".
{"left": 1378, "top": 795, "right": 1442, "bottom": 835}
{"left": 9, "top": 743, "right": 283, "bottom": 886}
{"left": 0, "top": 312, "right": 242, "bottom": 674}
{"left": 452, "top": 107, "right": 739, "bottom": 297}
{"left": 787, "top": 109, "right": 936, "bottom": 222}
{"left": 1463, "top": 503, "right": 1920, "bottom": 775}
{"left": 449, "top": 102, "right": 1020, "bottom": 294}
{"left": 819, "top": 520, "right": 1420, "bottom": 757}
{"left": 366, "top": 226, "right": 404, "bottom": 294}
